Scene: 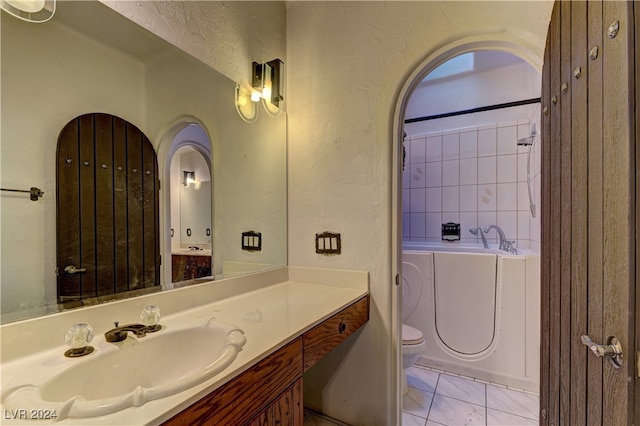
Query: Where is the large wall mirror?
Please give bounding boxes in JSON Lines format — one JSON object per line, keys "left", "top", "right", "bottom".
{"left": 0, "top": 1, "right": 287, "bottom": 324}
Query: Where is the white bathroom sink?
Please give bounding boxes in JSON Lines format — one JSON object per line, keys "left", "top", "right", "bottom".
{"left": 1, "top": 318, "right": 246, "bottom": 420}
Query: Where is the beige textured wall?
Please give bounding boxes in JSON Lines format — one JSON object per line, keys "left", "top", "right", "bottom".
{"left": 101, "top": 1, "right": 286, "bottom": 86}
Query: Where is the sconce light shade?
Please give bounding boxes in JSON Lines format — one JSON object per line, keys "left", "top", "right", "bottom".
{"left": 0, "top": 0, "right": 55, "bottom": 22}
{"left": 182, "top": 171, "right": 195, "bottom": 187}
{"left": 235, "top": 83, "right": 259, "bottom": 123}
{"left": 252, "top": 59, "right": 284, "bottom": 107}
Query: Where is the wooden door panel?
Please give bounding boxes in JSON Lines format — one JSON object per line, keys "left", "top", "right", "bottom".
{"left": 142, "top": 134, "right": 158, "bottom": 288}
{"left": 558, "top": 3, "right": 572, "bottom": 423}
{"left": 56, "top": 119, "right": 81, "bottom": 301}
{"left": 601, "top": 2, "right": 633, "bottom": 423}
{"left": 113, "top": 117, "right": 129, "bottom": 294}
{"left": 78, "top": 114, "right": 97, "bottom": 297}
{"left": 586, "top": 1, "right": 605, "bottom": 423}
{"left": 635, "top": 3, "right": 640, "bottom": 423}
{"left": 56, "top": 113, "right": 159, "bottom": 302}
{"left": 541, "top": 2, "right": 634, "bottom": 425}
{"left": 95, "top": 113, "right": 115, "bottom": 297}
{"left": 569, "top": 2, "right": 588, "bottom": 423}
{"left": 543, "top": 2, "right": 562, "bottom": 423}
{"left": 126, "top": 123, "right": 144, "bottom": 291}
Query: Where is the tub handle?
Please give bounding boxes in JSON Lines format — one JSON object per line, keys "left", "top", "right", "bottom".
{"left": 580, "top": 335, "right": 623, "bottom": 368}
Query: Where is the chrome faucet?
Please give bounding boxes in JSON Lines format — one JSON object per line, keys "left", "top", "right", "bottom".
{"left": 483, "top": 225, "right": 518, "bottom": 254}
{"left": 483, "top": 225, "right": 507, "bottom": 250}
{"left": 104, "top": 323, "right": 148, "bottom": 343}
{"left": 469, "top": 228, "right": 489, "bottom": 249}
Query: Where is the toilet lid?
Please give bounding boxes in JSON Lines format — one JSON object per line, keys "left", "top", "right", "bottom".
{"left": 402, "top": 324, "right": 424, "bottom": 345}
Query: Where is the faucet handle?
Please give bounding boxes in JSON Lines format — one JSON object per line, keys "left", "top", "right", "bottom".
{"left": 503, "top": 240, "right": 518, "bottom": 254}
{"left": 140, "top": 306, "right": 162, "bottom": 332}
{"left": 64, "top": 323, "right": 95, "bottom": 358}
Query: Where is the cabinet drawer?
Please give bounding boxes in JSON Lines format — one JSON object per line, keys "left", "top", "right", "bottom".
{"left": 303, "top": 295, "right": 369, "bottom": 372}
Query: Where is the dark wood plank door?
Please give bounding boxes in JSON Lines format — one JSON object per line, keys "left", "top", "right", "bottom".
{"left": 56, "top": 113, "right": 160, "bottom": 303}
{"left": 540, "top": 1, "right": 636, "bottom": 424}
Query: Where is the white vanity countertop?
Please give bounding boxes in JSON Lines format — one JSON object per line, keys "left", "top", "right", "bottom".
{"left": 170, "top": 248, "right": 212, "bottom": 257}
{"left": 0, "top": 267, "right": 369, "bottom": 425}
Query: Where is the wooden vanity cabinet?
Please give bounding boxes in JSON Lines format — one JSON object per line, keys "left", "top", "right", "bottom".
{"left": 302, "top": 295, "right": 369, "bottom": 372}
{"left": 248, "top": 379, "right": 303, "bottom": 426}
{"left": 162, "top": 294, "right": 369, "bottom": 426}
{"left": 171, "top": 255, "right": 212, "bottom": 282}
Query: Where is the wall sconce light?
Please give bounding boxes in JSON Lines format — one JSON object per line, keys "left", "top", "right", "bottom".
{"left": 0, "top": 0, "right": 55, "bottom": 22}
{"left": 235, "top": 58, "right": 284, "bottom": 122}
{"left": 252, "top": 59, "right": 284, "bottom": 107}
{"left": 182, "top": 171, "right": 195, "bottom": 187}
{"left": 235, "top": 83, "right": 258, "bottom": 123}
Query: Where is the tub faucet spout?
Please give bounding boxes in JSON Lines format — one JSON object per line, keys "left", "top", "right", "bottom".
{"left": 469, "top": 227, "right": 489, "bottom": 249}
{"left": 483, "top": 225, "right": 507, "bottom": 250}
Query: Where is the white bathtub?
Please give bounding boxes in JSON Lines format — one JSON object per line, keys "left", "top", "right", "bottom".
{"left": 402, "top": 241, "right": 540, "bottom": 392}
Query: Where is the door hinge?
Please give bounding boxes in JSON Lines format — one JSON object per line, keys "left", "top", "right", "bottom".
{"left": 395, "top": 274, "right": 400, "bottom": 286}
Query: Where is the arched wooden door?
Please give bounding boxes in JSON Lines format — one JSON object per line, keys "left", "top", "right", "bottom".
{"left": 56, "top": 113, "right": 160, "bottom": 303}
{"left": 540, "top": 1, "right": 637, "bottom": 424}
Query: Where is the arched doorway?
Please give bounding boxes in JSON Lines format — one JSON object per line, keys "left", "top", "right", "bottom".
{"left": 157, "top": 119, "right": 213, "bottom": 288}
{"left": 393, "top": 41, "right": 543, "bottom": 424}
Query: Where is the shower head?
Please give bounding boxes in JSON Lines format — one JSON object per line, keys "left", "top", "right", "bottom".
{"left": 517, "top": 123, "right": 537, "bottom": 146}
{"left": 517, "top": 135, "right": 535, "bottom": 146}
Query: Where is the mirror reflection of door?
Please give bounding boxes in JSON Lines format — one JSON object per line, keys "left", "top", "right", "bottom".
{"left": 169, "top": 144, "right": 212, "bottom": 283}
{"left": 56, "top": 113, "right": 160, "bottom": 304}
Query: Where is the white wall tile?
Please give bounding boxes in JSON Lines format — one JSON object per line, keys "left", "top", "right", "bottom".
{"left": 497, "top": 183, "right": 517, "bottom": 211}
{"left": 497, "top": 154, "right": 517, "bottom": 183}
{"left": 410, "top": 188, "right": 426, "bottom": 212}
{"left": 403, "top": 167, "right": 412, "bottom": 189}
{"left": 403, "top": 188, "right": 411, "bottom": 212}
{"left": 518, "top": 211, "right": 530, "bottom": 240}
{"left": 459, "top": 184, "right": 478, "bottom": 212}
{"left": 478, "top": 211, "right": 497, "bottom": 242}
{"left": 517, "top": 239, "right": 530, "bottom": 249}
{"left": 478, "top": 184, "right": 497, "bottom": 211}
{"left": 402, "top": 212, "right": 411, "bottom": 239}
{"left": 530, "top": 207, "right": 540, "bottom": 244}
{"left": 497, "top": 125, "right": 518, "bottom": 155}
{"left": 460, "top": 158, "right": 478, "bottom": 185}
{"left": 442, "top": 160, "right": 460, "bottom": 186}
{"left": 425, "top": 162, "right": 442, "bottom": 188}
{"left": 497, "top": 211, "right": 517, "bottom": 240}
{"left": 443, "top": 186, "right": 459, "bottom": 212}
{"left": 410, "top": 213, "right": 426, "bottom": 239}
{"left": 410, "top": 137, "right": 425, "bottom": 164}
{"left": 425, "top": 212, "right": 442, "bottom": 238}
{"left": 442, "top": 212, "right": 460, "bottom": 226}
{"left": 477, "top": 128, "right": 497, "bottom": 157}
{"left": 402, "top": 118, "right": 539, "bottom": 248}
{"left": 426, "top": 135, "right": 443, "bottom": 162}
{"left": 518, "top": 152, "right": 529, "bottom": 182}
{"left": 517, "top": 123, "right": 531, "bottom": 141}
{"left": 442, "top": 133, "right": 460, "bottom": 160}
{"left": 517, "top": 182, "right": 530, "bottom": 211}
{"left": 460, "top": 131, "right": 478, "bottom": 159}
{"left": 478, "top": 123, "right": 497, "bottom": 131}
{"left": 425, "top": 187, "right": 442, "bottom": 212}
{"left": 409, "top": 163, "right": 426, "bottom": 188}
{"left": 460, "top": 212, "right": 478, "bottom": 242}
{"left": 478, "top": 156, "right": 497, "bottom": 184}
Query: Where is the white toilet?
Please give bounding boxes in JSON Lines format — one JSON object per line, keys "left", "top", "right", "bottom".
{"left": 402, "top": 323, "right": 425, "bottom": 395}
